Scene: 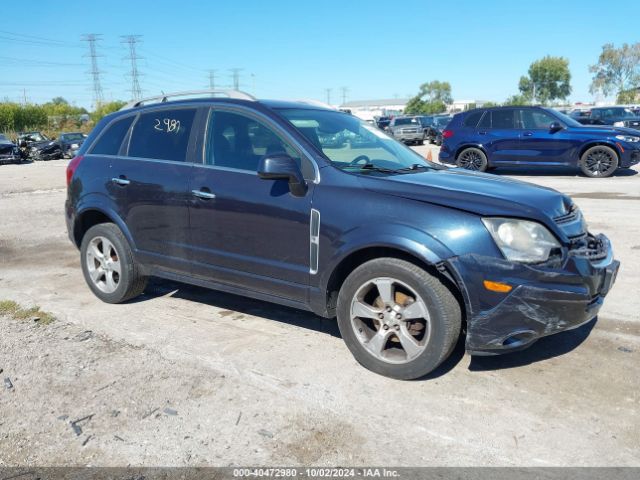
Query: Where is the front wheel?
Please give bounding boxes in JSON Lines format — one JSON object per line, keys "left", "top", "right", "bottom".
{"left": 336, "top": 258, "right": 461, "bottom": 380}
{"left": 456, "top": 147, "right": 488, "bottom": 172}
{"left": 80, "top": 223, "right": 147, "bottom": 303}
{"left": 579, "top": 145, "right": 618, "bottom": 178}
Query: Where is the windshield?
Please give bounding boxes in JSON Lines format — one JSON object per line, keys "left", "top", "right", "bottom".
{"left": 277, "top": 108, "right": 435, "bottom": 172}
{"left": 550, "top": 110, "right": 584, "bottom": 128}
{"left": 21, "top": 132, "right": 48, "bottom": 142}
{"left": 435, "top": 117, "right": 452, "bottom": 127}
{"left": 394, "top": 117, "right": 420, "bottom": 126}
{"left": 601, "top": 108, "right": 638, "bottom": 119}
{"left": 61, "top": 133, "right": 84, "bottom": 141}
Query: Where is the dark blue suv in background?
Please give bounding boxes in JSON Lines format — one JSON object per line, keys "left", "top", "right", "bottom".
{"left": 66, "top": 91, "right": 619, "bottom": 379}
{"left": 439, "top": 106, "right": 640, "bottom": 177}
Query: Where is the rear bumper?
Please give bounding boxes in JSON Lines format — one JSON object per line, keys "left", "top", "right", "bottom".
{"left": 393, "top": 131, "right": 424, "bottom": 142}
{"left": 446, "top": 234, "right": 619, "bottom": 355}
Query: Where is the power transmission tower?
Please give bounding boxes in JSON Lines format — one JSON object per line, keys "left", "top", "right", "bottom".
{"left": 340, "top": 86, "right": 349, "bottom": 105}
{"left": 324, "top": 88, "right": 332, "bottom": 105}
{"left": 81, "top": 34, "right": 104, "bottom": 107}
{"left": 229, "top": 68, "right": 243, "bottom": 90}
{"left": 121, "top": 35, "right": 143, "bottom": 101}
{"left": 208, "top": 70, "right": 217, "bottom": 90}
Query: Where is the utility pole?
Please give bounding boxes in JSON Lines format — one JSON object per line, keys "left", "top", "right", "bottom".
{"left": 250, "top": 73, "right": 256, "bottom": 94}
{"left": 229, "top": 68, "right": 243, "bottom": 90}
{"left": 81, "top": 34, "right": 104, "bottom": 107}
{"left": 121, "top": 35, "right": 143, "bottom": 101}
{"left": 208, "top": 70, "right": 217, "bottom": 90}
{"left": 22, "top": 88, "right": 27, "bottom": 105}
{"left": 324, "top": 88, "right": 332, "bottom": 105}
{"left": 340, "top": 86, "right": 349, "bottom": 106}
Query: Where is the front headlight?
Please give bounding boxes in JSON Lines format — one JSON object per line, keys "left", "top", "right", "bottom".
{"left": 482, "top": 218, "right": 560, "bottom": 263}
{"left": 613, "top": 121, "right": 625, "bottom": 127}
{"left": 615, "top": 134, "right": 640, "bottom": 143}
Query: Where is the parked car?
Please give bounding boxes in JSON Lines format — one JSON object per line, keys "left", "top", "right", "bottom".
{"left": 0, "top": 134, "right": 21, "bottom": 164}
{"left": 439, "top": 106, "right": 640, "bottom": 177}
{"left": 66, "top": 91, "right": 619, "bottom": 379}
{"left": 388, "top": 116, "right": 425, "bottom": 144}
{"left": 425, "top": 115, "right": 452, "bottom": 145}
{"left": 58, "top": 132, "right": 87, "bottom": 159}
{"left": 588, "top": 107, "right": 640, "bottom": 129}
{"left": 374, "top": 116, "right": 391, "bottom": 131}
{"left": 569, "top": 109, "right": 594, "bottom": 124}
{"left": 16, "top": 131, "right": 63, "bottom": 161}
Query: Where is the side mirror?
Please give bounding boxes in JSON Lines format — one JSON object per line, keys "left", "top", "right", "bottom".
{"left": 549, "top": 122, "right": 564, "bottom": 133}
{"left": 258, "top": 154, "right": 308, "bottom": 197}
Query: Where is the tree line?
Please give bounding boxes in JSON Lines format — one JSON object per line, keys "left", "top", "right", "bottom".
{"left": 405, "top": 42, "right": 640, "bottom": 114}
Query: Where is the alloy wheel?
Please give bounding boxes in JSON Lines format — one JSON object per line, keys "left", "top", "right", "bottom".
{"left": 350, "top": 277, "right": 430, "bottom": 364}
{"left": 584, "top": 148, "right": 616, "bottom": 177}
{"left": 85, "top": 236, "right": 122, "bottom": 294}
{"left": 457, "top": 149, "right": 484, "bottom": 170}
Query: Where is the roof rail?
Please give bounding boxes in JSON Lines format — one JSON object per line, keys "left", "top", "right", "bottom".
{"left": 120, "top": 89, "right": 256, "bottom": 110}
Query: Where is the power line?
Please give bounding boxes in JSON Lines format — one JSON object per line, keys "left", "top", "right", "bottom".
{"left": 121, "top": 35, "right": 143, "bottom": 101}
{"left": 208, "top": 69, "right": 217, "bottom": 90}
{"left": 81, "top": 34, "right": 104, "bottom": 107}
{"left": 229, "top": 68, "right": 243, "bottom": 90}
{"left": 340, "top": 86, "right": 349, "bottom": 105}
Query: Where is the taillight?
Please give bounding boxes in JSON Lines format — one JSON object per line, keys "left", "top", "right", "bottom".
{"left": 442, "top": 129, "right": 454, "bottom": 139}
{"left": 66, "top": 155, "right": 84, "bottom": 187}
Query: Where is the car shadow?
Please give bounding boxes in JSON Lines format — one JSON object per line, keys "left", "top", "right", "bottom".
{"left": 135, "top": 277, "right": 342, "bottom": 338}
{"left": 468, "top": 317, "right": 597, "bottom": 372}
{"left": 132, "top": 278, "right": 596, "bottom": 379}
{"left": 490, "top": 166, "right": 638, "bottom": 177}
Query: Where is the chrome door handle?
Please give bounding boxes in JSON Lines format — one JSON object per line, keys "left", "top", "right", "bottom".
{"left": 192, "top": 189, "right": 216, "bottom": 199}
{"left": 523, "top": 131, "right": 534, "bottom": 137}
{"left": 111, "top": 177, "right": 130, "bottom": 186}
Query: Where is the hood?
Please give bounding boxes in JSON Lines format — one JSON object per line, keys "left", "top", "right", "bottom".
{"left": 30, "top": 140, "right": 58, "bottom": 150}
{"left": 576, "top": 124, "right": 640, "bottom": 136}
{"left": 357, "top": 167, "right": 574, "bottom": 223}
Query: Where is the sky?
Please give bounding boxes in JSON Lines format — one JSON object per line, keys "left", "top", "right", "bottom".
{"left": 1, "top": 0, "right": 639, "bottom": 109}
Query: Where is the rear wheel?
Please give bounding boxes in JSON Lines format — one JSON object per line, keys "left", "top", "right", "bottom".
{"left": 579, "top": 145, "right": 618, "bottom": 178}
{"left": 336, "top": 258, "right": 461, "bottom": 380}
{"left": 456, "top": 147, "right": 488, "bottom": 172}
{"left": 80, "top": 223, "right": 147, "bottom": 303}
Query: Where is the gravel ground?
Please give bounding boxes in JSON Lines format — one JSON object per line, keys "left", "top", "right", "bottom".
{"left": 0, "top": 154, "right": 639, "bottom": 467}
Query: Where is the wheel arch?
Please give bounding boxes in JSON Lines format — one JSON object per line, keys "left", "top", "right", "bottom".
{"left": 578, "top": 141, "right": 621, "bottom": 161}
{"left": 454, "top": 144, "right": 489, "bottom": 161}
{"left": 73, "top": 205, "right": 134, "bottom": 250}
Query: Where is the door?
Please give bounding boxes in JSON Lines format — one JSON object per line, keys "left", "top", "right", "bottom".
{"left": 188, "top": 107, "right": 316, "bottom": 302}
{"left": 476, "top": 109, "right": 521, "bottom": 163}
{"left": 517, "top": 109, "right": 575, "bottom": 165}
{"left": 117, "top": 107, "right": 198, "bottom": 273}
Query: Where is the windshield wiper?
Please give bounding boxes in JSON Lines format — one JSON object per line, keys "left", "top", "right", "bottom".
{"left": 341, "top": 163, "right": 396, "bottom": 174}
{"left": 392, "top": 163, "right": 430, "bottom": 173}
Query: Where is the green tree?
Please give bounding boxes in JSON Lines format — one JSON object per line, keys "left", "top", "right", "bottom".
{"left": 518, "top": 56, "right": 572, "bottom": 104}
{"left": 503, "top": 94, "right": 530, "bottom": 106}
{"left": 590, "top": 43, "right": 640, "bottom": 100}
{"left": 90, "top": 101, "right": 127, "bottom": 122}
{"left": 404, "top": 81, "right": 452, "bottom": 115}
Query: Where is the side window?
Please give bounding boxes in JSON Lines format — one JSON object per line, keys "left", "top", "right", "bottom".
{"left": 477, "top": 111, "right": 491, "bottom": 129}
{"left": 463, "top": 111, "right": 484, "bottom": 128}
{"left": 520, "top": 109, "right": 556, "bottom": 129}
{"left": 90, "top": 116, "right": 134, "bottom": 155}
{"left": 128, "top": 108, "right": 196, "bottom": 162}
{"left": 206, "top": 110, "right": 315, "bottom": 179}
{"left": 491, "top": 109, "right": 515, "bottom": 129}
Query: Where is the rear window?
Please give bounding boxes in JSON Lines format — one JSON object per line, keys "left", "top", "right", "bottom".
{"left": 128, "top": 108, "right": 196, "bottom": 162}
{"left": 463, "top": 111, "right": 484, "bottom": 128}
{"left": 90, "top": 116, "right": 134, "bottom": 155}
{"left": 394, "top": 117, "right": 419, "bottom": 125}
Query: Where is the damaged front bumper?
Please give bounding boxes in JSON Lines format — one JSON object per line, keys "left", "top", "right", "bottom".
{"left": 446, "top": 234, "right": 619, "bottom": 355}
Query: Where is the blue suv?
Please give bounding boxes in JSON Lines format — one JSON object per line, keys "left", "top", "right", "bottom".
{"left": 439, "top": 106, "right": 640, "bottom": 177}
{"left": 66, "top": 91, "right": 619, "bottom": 379}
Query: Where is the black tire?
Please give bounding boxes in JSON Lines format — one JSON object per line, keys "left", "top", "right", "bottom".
{"left": 456, "top": 147, "right": 488, "bottom": 172}
{"left": 336, "top": 258, "right": 461, "bottom": 380}
{"left": 80, "top": 223, "right": 147, "bottom": 303}
{"left": 579, "top": 145, "right": 619, "bottom": 178}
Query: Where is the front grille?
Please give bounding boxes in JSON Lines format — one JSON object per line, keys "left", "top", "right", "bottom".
{"left": 569, "top": 233, "right": 608, "bottom": 261}
{"left": 625, "top": 120, "right": 640, "bottom": 129}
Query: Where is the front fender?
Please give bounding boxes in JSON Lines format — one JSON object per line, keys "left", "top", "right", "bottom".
{"left": 316, "top": 223, "right": 454, "bottom": 294}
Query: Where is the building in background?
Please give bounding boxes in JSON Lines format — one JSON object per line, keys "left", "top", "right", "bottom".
{"left": 339, "top": 98, "right": 410, "bottom": 121}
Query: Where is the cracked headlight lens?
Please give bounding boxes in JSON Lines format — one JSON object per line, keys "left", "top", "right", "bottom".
{"left": 615, "top": 134, "right": 640, "bottom": 143}
{"left": 482, "top": 218, "right": 560, "bottom": 263}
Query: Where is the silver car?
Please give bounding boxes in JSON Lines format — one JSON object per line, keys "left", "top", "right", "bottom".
{"left": 388, "top": 116, "right": 425, "bottom": 145}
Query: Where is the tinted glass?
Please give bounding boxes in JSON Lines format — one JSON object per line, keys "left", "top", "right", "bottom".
{"left": 463, "top": 111, "right": 483, "bottom": 127}
{"left": 491, "top": 110, "right": 515, "bottom": 129}
{"left": 394, "top": 117, "right": 420, "bottom": 126}
{"left": 206, "top": 110, "right": 314, "bottom": 179}
{"left": 520, "top": 109, "right": 556, "bottom": 129}
{"left": 91, "top": 116, "right": 134, "bottom": 155}
{"left": 477, "top": 111, "right": 491, "bottom": 129}
{"left": 128, "top": 109, "right": 196, "bottom": 161}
